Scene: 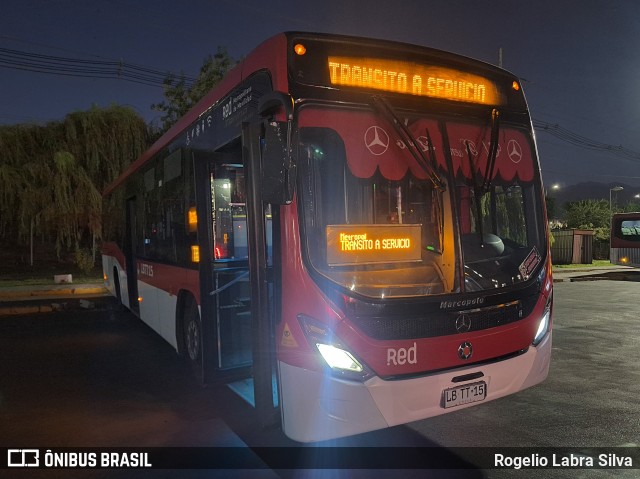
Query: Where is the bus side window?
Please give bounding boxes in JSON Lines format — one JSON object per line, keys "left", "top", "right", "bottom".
{"left": 620, "top": 220, "right": 640, "bottom": 241}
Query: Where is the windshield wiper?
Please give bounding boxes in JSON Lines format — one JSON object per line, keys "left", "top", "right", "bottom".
{"left": 465, "top": 141, "right": 486, "bottom": 246}
{"left": 464, "top": 108, "right": 501, "bottom": 247}
{"left": 370, "top": 95, "right": 446, "bottom": 191}
{"left": 481, "top": 108, "right": 500, "bottom": 193}
{"left": 369, "top": 95, "right": 446, "bottom": 255}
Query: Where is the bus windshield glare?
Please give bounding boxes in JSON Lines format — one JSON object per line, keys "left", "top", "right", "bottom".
{"left": 297, "top": 104, "right": 546, "bottom": 299}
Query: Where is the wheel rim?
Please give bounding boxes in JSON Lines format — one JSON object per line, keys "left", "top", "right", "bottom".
{"left": 186, "top": 319, "right": 200, "bottom": 361}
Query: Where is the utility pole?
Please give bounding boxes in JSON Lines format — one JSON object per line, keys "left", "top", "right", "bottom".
{"left": 498, "top": 47, "right": 503, "bottom": 68}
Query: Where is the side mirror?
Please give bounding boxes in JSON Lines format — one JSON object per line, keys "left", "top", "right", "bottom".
{"left": 261, "top": 121, "right": 295, "bottom": 205}
{"left": 258, "top": 91, "right": 293, "bottom": 120}
{"left": 257, "top": 91, "right": 295, "bottom": 205}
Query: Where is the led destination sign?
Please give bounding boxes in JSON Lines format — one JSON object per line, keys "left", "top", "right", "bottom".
{"left": 326, "top": 224, "right": 422, "bottom": 266}
{"left": 328, "top": 56, "right": 501, "bottom": 105}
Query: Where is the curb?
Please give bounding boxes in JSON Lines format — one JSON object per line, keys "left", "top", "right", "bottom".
{"left": 552, "top": 269, "right": 638, "bottom": 283}
{"left": 552, "top": 277, "right": 608, "bottom": 283}
{"left": 0, "top": 286, "right": 107, "bottom": 300}
{"left": 0, "top": 286, "right": 110, "bottom": 317}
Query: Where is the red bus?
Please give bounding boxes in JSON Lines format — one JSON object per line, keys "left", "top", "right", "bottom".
{"left": 611, "top": 212, "right": 640, "bottom": 267}
{"left": 102, "top": 32, "right": 553, "bottom": 442}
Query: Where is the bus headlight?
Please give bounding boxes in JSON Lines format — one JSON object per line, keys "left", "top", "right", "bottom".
{"left": 316, "top": 344, "right": 363, "bottom": 373}
{"left": 533, "top": 294, "right": 552, "bottom": 346}
{"left": 298, "top": 314, "right": 374, "bottom": 381}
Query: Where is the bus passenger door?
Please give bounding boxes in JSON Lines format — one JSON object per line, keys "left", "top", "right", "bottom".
{"left": 192, "top": 138, "right": 278, "bottom": 428}
{"left": 242, "top": 122, "right": 280, "bottom": 429}
{"left": 193, "top": 151, "right": 250, "bottom": 384}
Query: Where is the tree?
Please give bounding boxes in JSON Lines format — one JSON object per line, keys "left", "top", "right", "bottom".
{"left": 621, "top": 199, "right": 640, "bottom": 213}
{"left": 564, "top": 199, "right": 611, "bottom": 246}
{"left": 152, "top": 47, "right": 237, "bottom": 133}
{"left": 62, "top": 105, "right": 148, "bottom": 192}
{"left": 0, "top": 105, "right": 148, "bottom": 267}
{"left": 0, "top": 162, "right": 24, "bottom": 238}
{"left": 19, "top": 157, "right": 52, "bottom": 266}
{"left": 44, "top": 150, "right": 101, "bottom": 258}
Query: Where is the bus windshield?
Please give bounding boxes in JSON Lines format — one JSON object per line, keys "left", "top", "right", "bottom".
{"left": 297, "top": 104, "right": 546, "bottom": 299}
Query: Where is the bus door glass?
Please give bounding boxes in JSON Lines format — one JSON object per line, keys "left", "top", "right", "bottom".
{"left": 204, "top": 142, "right": 276, "bottom": 416}
{"left": 209, "top": 158, "right": 253, "bottom": 370}
{"left": 194, "top": 141, "right": 276, "bottom": 413}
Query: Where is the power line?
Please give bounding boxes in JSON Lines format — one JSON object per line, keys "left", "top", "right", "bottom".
{"left": 532, "top": 119, "right": 640, "bottom": 161}
{"left": 541, "top": 167, "right": 640, "bottom": 182}
{"left": 3, "top": 44, "right": 640, "bottom": 162}
{"left": 0, "top": 46, "right": 197, "bottom": 88}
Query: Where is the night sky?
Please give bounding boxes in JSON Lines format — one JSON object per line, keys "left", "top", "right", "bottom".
{"left": 2, "top": 0, "right": 640, "bottom": 188}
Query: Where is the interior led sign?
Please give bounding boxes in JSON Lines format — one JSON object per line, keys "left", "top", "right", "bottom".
{"left": 328, "top": 56, "right": 501, "bottom": 105}
{"left": 326, "top": 224, "right": 422, "bottom": 266}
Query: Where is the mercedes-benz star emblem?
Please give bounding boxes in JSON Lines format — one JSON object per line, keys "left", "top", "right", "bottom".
{"left": 458, "top": 341, "right": 473, "bottom": 360}
{"left": 364, "top": 125, "right": 390, "bottom": 156}
{"left": 455, "top": 314, "right": 472, "bottom": 333}
{"left": 507, "top": 139, "right": 522, "bottom": 164}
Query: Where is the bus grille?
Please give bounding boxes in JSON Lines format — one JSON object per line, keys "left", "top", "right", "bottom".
{"left": 352, "top": 301, "right": 529, "bottom": 340}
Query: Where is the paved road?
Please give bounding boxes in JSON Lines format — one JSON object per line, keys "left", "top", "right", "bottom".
{"left": 409, "top": 277, "right": 640, "bottom": 478}
{"left": 1, "top": 277, "right": 640, "bottom": 478}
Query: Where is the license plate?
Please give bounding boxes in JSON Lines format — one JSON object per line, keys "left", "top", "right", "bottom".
{"left": 442, "top": 381, "right": 487, "bottom": 409}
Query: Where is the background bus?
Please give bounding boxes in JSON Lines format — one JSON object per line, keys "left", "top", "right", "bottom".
{"left": 102, "top": 32, "right": 553, "bottom": 443}
{"left": 611, "top": 212, "right": 640, "bottom": 267}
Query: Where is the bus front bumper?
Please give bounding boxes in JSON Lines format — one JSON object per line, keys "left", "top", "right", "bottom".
{"left": 278, "top": 332, "right": 551, "bottom": 443}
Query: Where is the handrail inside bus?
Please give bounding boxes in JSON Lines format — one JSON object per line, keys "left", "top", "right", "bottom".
{"left": 209, "top": 271, "right": 250, "bottom": 296}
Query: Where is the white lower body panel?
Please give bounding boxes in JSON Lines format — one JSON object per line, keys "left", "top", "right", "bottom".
{"left": 102, "top": 255, "right": 179, "bottom": 351}
{"left": 279, "top": 332, "right": 551, "bottom": 443}
{"left": 137, "top": 280, "right": 178, "bottom": 350}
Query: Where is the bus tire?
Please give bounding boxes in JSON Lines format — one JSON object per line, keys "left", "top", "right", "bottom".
{"left": 183, "top": 296, "right": 202, "bottom": 368}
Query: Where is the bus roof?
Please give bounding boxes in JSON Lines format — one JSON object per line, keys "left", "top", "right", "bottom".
{"left": 103, "top": 31, "right": 522, "bottom": 197}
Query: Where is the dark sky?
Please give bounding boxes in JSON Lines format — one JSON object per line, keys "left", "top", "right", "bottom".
{"left": 3, "top": 0, "right": 640, "bottom": 188}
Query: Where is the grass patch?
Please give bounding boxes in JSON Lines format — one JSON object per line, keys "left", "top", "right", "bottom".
{"left": 553, "top": 259, "right": 612, "bottom": 269}
{"left": 0, "top": 242, "right": 102, "bottom": 287}
{"left": 0, "top": 268, "right": 103, "bottom": 288}
{"left": 0, "top": 274, "right": 103, "bottom": 288}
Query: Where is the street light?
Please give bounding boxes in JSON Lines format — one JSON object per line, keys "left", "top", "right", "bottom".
{"left": 610, "top": 186, "right": 623, "bottom": 215}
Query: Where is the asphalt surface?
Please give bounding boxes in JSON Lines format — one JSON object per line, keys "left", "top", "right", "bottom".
{"left": 408, "top": 278, "right": 640, "bottom": 478}
{"left": 1, "top": 264, "right": 639, "bottom": 479}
